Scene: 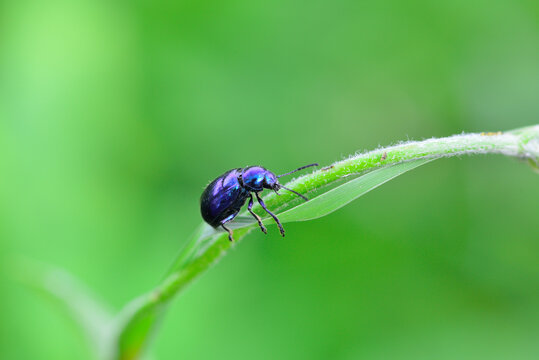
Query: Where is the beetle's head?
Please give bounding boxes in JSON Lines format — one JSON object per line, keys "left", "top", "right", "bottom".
{"left": 264, "top": 163, "right": 319, "bottom": 201}
{"left": 263, "top": 171, "right": 278, "bottom": 190}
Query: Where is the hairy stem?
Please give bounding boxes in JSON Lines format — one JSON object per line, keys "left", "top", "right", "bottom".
{"left": 261, "top": 126, "right": 539, "bottom": 211}
{"left": 115, "top": 125, "right": 539, "bottom": 360}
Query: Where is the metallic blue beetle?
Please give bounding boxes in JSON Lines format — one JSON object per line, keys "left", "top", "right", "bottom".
{"left": 200, "top": 163, "right": 318, "bottom": 241}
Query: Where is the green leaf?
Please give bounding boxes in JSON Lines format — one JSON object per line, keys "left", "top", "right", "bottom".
{"left": 229, "top": 159, "right": 432, "bottom": 229}
{"left": 275, "top": 159, "right": 432, "bottom": 223}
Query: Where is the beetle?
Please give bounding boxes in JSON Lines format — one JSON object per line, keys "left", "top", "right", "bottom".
{"left": 200, "top": 163, "right": 318, "bottom": 241}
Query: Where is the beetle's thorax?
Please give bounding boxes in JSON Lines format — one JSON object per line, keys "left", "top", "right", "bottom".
{"left": 240, "top": 166, "right": 278, "bottom": 192}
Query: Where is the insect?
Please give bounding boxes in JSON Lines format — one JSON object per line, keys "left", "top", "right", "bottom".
{"left": 200, "top": 163, "right": 318, "bottom": 241}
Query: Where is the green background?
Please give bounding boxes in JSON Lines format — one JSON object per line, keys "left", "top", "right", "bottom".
{"left": 1, "top": 0, "right": 539, "bottom": 359}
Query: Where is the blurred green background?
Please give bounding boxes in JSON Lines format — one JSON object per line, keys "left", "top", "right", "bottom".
{"left": 1, "top": 0, "right": 539, "bottom": 359}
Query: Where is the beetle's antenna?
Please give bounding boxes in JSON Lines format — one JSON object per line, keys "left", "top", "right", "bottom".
{"left": 277, "top": 163, "right": 318, "bottom": 178}
{"left": 280, "top": 186, "right": 309, "bottom": 201}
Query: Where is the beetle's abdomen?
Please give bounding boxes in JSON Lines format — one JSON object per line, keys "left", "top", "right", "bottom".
{"left": 200, "top": 169, "right": 248, "bottom": 227}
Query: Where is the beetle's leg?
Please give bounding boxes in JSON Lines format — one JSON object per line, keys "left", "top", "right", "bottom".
{"left": 219, "top": 212, "right": 239, "bottom": 242}
{"left": 248, "top": 193, "right": 267, "bottom": 234}
{"left": 255, "top": 192, "right": 285, "bottom": 237}
{"left": 221, "top": 223, "right": 234, "bottom": 242}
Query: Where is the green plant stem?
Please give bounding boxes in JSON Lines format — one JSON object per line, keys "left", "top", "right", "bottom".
{"left": 260, "top": 126, "right": 539, "bottom": 212}
{"left": 110, "top": 125, "right": 539, "bottom": 359}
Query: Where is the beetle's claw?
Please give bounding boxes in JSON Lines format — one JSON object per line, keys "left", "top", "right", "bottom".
{"left": 222, "top": 225, "right": 234, "bottom": 241}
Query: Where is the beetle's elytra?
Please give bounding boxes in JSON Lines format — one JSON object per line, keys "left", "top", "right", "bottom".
{"left": 200, "top": 163, "right": 318, "bottom": 241}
